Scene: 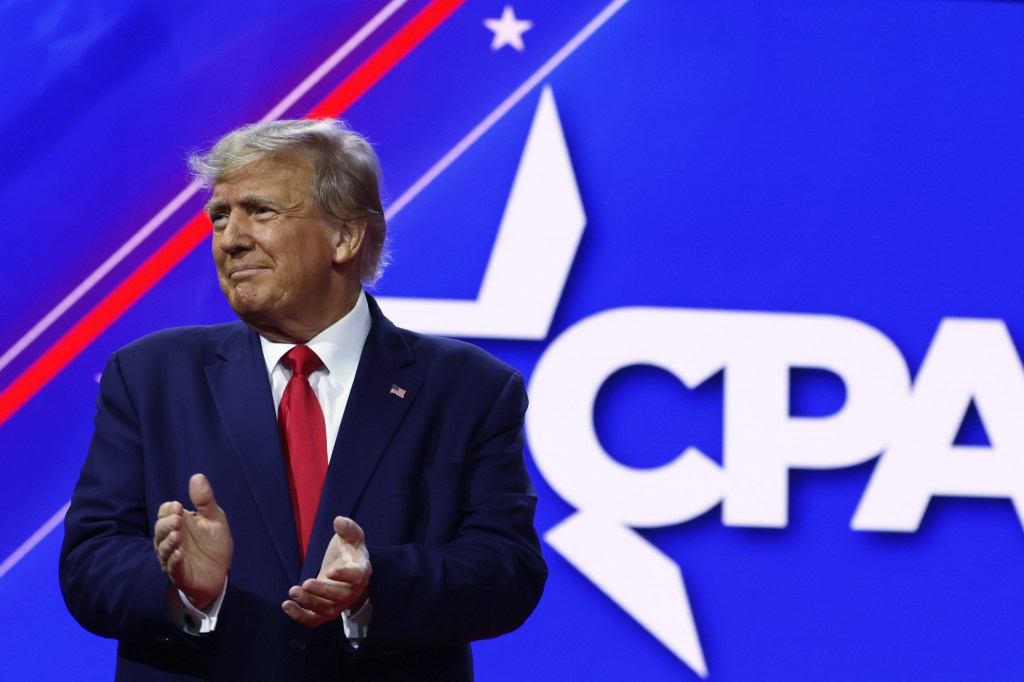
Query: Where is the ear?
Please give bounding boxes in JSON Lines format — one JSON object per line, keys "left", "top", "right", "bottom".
{"left": 331, "top": 218, "right": 367, "bottom": 267}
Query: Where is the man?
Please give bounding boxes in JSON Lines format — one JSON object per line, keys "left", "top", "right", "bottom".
{"left": 59, "top": 119, "right": 547, "bottom": 680}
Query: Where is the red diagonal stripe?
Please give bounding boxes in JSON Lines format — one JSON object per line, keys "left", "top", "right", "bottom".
{"left": 0, "top": 0, "right": 465, "bottom": 427}
{"left": 309, "top": 0, "right": 466, "bottom": 118}
{"left": 0, "top": 214, "right": 210, "bottom": 426}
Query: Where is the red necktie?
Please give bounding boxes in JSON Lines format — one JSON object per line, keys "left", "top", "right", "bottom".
{"left": 277, "top": 345, "right": 328, "bottom": 561}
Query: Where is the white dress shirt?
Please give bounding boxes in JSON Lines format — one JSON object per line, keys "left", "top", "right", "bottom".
{"left": 260, "top": 290, "right": 371, "bottom": 462}
{"left": 169, "top": 291, "right": 373, "bottom": 641}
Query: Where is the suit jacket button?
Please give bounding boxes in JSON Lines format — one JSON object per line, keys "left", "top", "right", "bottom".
{"left": 289, "top": 639, "right": 306, "bottom": 653}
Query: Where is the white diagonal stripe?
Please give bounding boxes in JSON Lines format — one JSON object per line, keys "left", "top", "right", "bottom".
{"left": 0, "top": 502, "right": 70, "bottom": 581}
{"left": 0, "top": 0, "right": 411, "bottom": 376}
{"left": 385, "top": 0, "right": 631, "bottom": 219}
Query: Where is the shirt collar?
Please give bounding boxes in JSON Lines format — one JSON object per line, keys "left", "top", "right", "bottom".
{"left": 259, "top": 290, "right": 371, "bottom": 385}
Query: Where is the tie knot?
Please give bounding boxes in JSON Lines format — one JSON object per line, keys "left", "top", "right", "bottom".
{"left": 282, "top": 345, "right": 322, "bottom": 378}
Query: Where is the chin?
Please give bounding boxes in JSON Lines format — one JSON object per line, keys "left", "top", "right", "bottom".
{"left": 226, "top": 294, "right": 268, "bottom": 322}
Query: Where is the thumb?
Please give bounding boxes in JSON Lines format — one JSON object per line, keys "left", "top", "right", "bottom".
{"left": 189, "top": 473, "right": 221, "bottom": 518}
{"left": 333, "top": 516, "right": 365, "bottom": 546}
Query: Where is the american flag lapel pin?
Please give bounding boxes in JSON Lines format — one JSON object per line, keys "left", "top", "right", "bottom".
{"left": 389, "top": 384, "right": 407, "bottom": 399}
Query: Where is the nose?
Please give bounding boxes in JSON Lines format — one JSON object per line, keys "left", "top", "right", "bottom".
{"left": 215, "top": 212, "right": 253, "bottom": 255}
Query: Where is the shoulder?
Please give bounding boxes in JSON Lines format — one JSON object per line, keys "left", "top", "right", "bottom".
{"left": 369, "top": 294, "right": 518, "bottom": 384}
{"left": 408, "top": 331, "right": 516, "bottom": 382}
{"left": 110, "top": 321, "right": 249, "bottom": 371}
{"left": 382, "top": 326, "right": 524, "bottom": 418}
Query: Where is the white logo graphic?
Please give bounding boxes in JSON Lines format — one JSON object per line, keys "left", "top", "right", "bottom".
{"left": 382, "top": 85, "right": 584, "bottom": 341}
{"left": 381, "top": 87, "right": 1024, "bottom": 679}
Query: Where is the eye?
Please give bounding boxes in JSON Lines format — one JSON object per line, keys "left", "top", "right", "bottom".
{"left": 209, "top": 212, "right": 228, "bottom": 230}
{"left": 252, "top": 205, "right": 276, "bottom": 220}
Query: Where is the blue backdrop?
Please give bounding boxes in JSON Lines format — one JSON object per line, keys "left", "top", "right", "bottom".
{"left": 1, "top": 0, "right": 1023, "bottom": 679}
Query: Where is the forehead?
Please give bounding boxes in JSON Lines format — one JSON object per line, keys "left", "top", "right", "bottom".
{"left": 211, "top": 152, "right": 314, "bottom": 202}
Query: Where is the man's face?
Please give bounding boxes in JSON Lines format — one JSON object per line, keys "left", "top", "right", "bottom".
{"left": 208, "top": 153, "right": 344, "bottom": 339}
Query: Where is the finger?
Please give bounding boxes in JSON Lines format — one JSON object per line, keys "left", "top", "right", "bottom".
{"left": 157, "top": 501, "right": 183, "bottom": 519}
{"left": 156, "top": 530, "right": 182, "bottom": 564}
{"left": 302, "top": 577, "right": 367, "bottom": 615}
{"left": 325, "top": 563, "right": 370, "bottom": 586}
{"left": 333, "top": 516, "right": 365, "bottom": 546}
{"left": 153, "top": 517, "right": 172, "bottom": 544}
{"left": 156, "top": 535, "right": 171, "bottom": 563}
{"left": 282, "top": 600, "right": 330, "bottom": 627}
{"left": 189, "top": 473, "right": 221, "bottom": 519}
{"left": 154, "top": 513, "right": 182, "bottom": 538}
{"left": 165, "top": 547, "right": 187, "bottom": 582}
{"left": 290, "top": 583, "right": 346, "bottom": 615}
{"left": 300, "top": 578, "right": 352, "bottom": 602}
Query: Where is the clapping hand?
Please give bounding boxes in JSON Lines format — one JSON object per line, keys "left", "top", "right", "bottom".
{"left": 282, "top": 516, "right": 372, "bottom": 627}
{"left": 153, "top": 473, "right": 234, "bottom": 609}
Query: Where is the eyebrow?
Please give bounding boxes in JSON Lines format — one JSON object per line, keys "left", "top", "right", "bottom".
{"left": 205, "top": 192, "right": 281, "bottom": 215}
{"left": 205, "top": 199, "right": 226, "bottom": 215}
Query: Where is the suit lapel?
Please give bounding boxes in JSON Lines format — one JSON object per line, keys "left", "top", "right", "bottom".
{"left": 206, "top": 324, "right": 301, "bottom": 580}
{"left": 303, "top": 297, "right": 423, "bottom": 577}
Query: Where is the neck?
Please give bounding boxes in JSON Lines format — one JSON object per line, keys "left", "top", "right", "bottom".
{"left": 248, "top": 284, "right": 362, "bottom": 344}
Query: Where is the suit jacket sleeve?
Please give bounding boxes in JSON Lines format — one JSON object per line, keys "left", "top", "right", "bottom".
{"left": 357, "top": 368, "right": 547, "bottom": 654}
{"left": 59, "top": 350, "right": 184, "bottom": 642}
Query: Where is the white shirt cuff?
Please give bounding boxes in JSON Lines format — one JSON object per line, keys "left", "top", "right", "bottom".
{"left": 341, "top": 597, "right": 372, "bottom": 646}
{"left": 166, "top": 578, "right": 228, "bottom": 635}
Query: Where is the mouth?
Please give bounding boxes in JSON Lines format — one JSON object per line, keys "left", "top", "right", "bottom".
{"left": 227, "top": 264, "right": 269, "bottom": 279}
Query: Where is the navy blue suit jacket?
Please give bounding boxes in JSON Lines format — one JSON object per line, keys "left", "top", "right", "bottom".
{"left": 60, "top": 296, "right": 546, "bottom": 681}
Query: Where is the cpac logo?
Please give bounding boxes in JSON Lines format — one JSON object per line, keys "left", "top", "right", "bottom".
{"left": 382, "top": 87, "right": 1024, "bottom": 678}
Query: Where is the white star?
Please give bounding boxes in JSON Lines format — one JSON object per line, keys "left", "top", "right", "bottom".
{"left": 484, "top": 5, "right": 533, "bottom": 52}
